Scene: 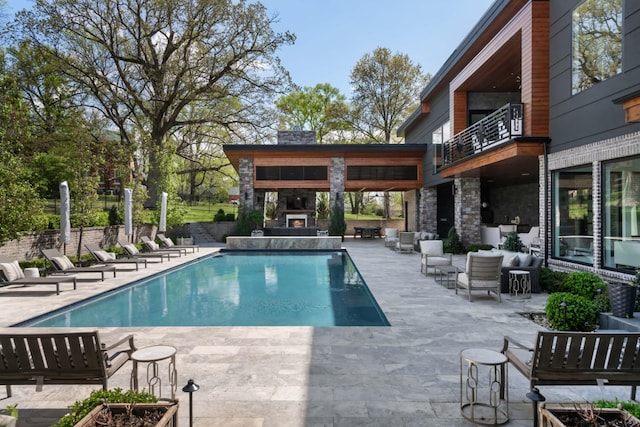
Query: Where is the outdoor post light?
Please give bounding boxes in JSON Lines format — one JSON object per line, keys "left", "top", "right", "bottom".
{"left": 182, "top": 379, "right": 200, "bottom": 427}
{"left": 526, "top": 387, "right": 546, "bottom": 427}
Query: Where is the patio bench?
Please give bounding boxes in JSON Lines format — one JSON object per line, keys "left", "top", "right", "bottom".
{"left": 0, "top": 330, "right": 136, "bottom": 397}
{"left": 501, "top": 331, "right": 640, "bottom": 400}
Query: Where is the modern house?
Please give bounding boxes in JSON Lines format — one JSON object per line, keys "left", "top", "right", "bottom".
{"left": 399, "top": 0, "right": 640, "bottom": 278}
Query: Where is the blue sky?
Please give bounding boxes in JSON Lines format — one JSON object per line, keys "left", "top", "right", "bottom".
{"left": 4, "top": 0, "right": 495, "bottom": 96}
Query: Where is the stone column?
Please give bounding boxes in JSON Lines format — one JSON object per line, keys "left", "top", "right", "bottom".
{"left": 239, "top": 158, "right": 254, "bottom": 210}
{"left": 419, "top": 187, "right": 438, "bottom": 233}
{"left": 454, "top": 177, "right": 481, "bottom": 246}
{"left": 330, "top": 157, "right": 345, "bottom": 211}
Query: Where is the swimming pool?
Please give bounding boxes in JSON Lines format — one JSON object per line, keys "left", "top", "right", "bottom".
{"left": 17, "top": 250, "right": 390, "bottom": 327}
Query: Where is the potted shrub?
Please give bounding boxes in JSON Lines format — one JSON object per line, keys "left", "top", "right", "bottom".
{"left": 53, "top": 388, "right": 174, "bottom": 427}
{"left": 539, "top": 402, "right": 640, "bottom": 426}
{"left": 502, "top": 231, "right": 524, "bottom": 252}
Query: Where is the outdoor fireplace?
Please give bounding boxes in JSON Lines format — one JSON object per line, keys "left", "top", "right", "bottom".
{"left": 286, "top": 214, "right": 307, "bottom": 228}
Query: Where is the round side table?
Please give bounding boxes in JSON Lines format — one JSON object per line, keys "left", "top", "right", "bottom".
{"left": 508, "top": 270, "right": 531, "bottom": 299}
{"left": 460, "top": 348, "right": 509, "bottom": 425}
{"left": 131, "top": 345, "right": 177, "bottom": 400}
{"left": 23, "top": 268, "right": 40, "bottom": 278}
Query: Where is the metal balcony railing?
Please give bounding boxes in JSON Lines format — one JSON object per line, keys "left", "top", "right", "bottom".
{"left": 440, "top": 103, "right": 523, "bottom": 168}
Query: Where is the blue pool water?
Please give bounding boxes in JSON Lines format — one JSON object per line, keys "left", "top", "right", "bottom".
{"left": 17, "top": 251, "right": 389, "bottom": 327}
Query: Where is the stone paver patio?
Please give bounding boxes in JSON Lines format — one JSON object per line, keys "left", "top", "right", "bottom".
{"left": 0, "top": 238, "right": 634, "bottom": 426}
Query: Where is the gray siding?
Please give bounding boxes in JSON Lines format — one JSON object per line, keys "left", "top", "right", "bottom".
{"left": 404, "top": 89, "right": 452, "bottom": 188}
{"left": 549, "top": 0, "right": 640, "bottom": 154}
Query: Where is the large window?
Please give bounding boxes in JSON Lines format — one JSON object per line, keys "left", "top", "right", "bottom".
{"left": 432, "top": 121, "right": 450, "bottom": 174}
{"left": 572, "top": 0, "right": 622, "bottom": 94}
{"left": 603, "top": 156, "right": 640, "bottom": 272}
{"left": 553, "top": 165, "right": 593, "bottom": 264}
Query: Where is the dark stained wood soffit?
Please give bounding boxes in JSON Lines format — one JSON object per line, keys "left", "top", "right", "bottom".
{"left": 439, "top": 141, "right": 545, "bottom": 182}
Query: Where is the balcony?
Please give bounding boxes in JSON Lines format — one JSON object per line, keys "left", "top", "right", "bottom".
{"left": 440, "top": 103, "right": 523, "bottom": 169}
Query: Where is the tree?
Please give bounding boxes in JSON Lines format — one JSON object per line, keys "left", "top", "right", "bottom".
{"left": 0, "top": 48, "right": 46, "bottom": 245}
{"left": 275, "top": 83, "right": 350, "bottom": 143}
{"left": 14, "top": 0, "right": 294, "bottom": 208}
{"left": 350, "top": 47, "right": 429, "bottom": 143}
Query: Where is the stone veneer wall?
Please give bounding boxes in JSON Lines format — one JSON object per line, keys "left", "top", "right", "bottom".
{"left": 238, "top": 157, "right": 254, "bottom": 209}
{"left": 330, "top": 157, "right": 345, "bottom": 210}
{"left": 419, "top": 187, "right": 438, "bottom": 233}
{"left": 454, "top": 177, "right": 481, "bottom": 246}
{"left": 0, "top": 225, "right": 154, "bottom": 261}
{"left": 544, "top": 130, "right": 640, "bottom": 281}
{"left": 277, "top": 130, "right": 316, "bottom": 145}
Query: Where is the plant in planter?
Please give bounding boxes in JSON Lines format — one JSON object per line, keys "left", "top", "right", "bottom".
{"left": 502, "top": 231, "right": 524, "bottom": 252}
{"left": 609, "top": 279, "right": 638, "bottom": 319}
{"left": 53, "top": 388, "right": 158, "bottom": 427}
{"left": 539, "top": 402, "right": 640, "bottom": 426}
{"left": 0, "top": 405, "right": 18, "bottom": 427}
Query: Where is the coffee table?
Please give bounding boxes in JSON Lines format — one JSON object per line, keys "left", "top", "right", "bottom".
{"left": 435, "top": 265, "right": 459, "bottom": 289}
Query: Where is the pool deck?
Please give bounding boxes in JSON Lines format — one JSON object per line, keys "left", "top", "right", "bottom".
{"left": 0, "top": 239, "right": 635, "bottom": 426}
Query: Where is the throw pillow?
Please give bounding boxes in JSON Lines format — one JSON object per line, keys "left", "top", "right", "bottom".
{"left": 52, "top": 256, "right": 74, "bottom": 270}
{"left": 508, "top": 255, "right": 520, "bottom": 267}
{"left": 124, "top": 244, "right": 139, "bottom": 255}
{"left": 148, "top": 241, "right": 159, "bottom": 250}
{"left": 517, "top": 253, "right": 533, "bottom": 267}
{"left": 0, "top": 261, "right": 24, "bottom": 281}
{"left": 94, "top": 250, "right": 111, "bottom": 262}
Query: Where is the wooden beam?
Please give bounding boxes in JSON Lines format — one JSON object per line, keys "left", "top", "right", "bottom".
{"left": 624, "top": 96, "right": 640, "bottom": 123}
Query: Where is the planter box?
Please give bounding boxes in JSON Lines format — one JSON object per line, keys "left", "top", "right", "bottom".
{"left": 177, "top": 237, "right": 194, "bottom": 246}
{"left": 74, "top": 401, "right": 178, "bottom": 427}
{"left": 539, "top": 404, "right": 640, "bottom": 427}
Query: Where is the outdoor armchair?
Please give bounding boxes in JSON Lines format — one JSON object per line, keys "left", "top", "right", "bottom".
{"left": 419, "top": 240, "right": 452, "bottom": 274}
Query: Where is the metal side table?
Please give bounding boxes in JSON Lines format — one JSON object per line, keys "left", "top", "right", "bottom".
{"left": 131, "top": 345, "right": 177, "bottom": 400}
{"left": 460, "top": 348, "right": 509, "bottom": 425}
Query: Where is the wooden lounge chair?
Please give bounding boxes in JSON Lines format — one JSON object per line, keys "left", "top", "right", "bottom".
{"left": 118, "top": 240, "right": 168, "bottom": 263}
{"left": 41, "top": 248, "right": 117, "bottom": 281}
{"left": 455, "top": 253, "right": 503, "bottom": 302}
{"left": 85, "top": 243, "right": 147, "bottom": 271}
{"left": 0, "top": 330, "right": 136, "bottom": 397}
{"left": 0, "top": 255, "right": 77, "bottom": 295}
{"left": 156, "top": 233, "right": 199, "bottom": 253}
{"left": 140, "top": 236, "right": 183, "bottom": 258}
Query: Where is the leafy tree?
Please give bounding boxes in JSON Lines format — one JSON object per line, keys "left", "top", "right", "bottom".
{"left": 14, "top": 0, "right": 294, "bottom": 208}
{"left": 275, "top": 83, "right": 350, "bottom": 143}
{"left": 0, "top": 50, "right": 46, "bottom": 244}
{"left": 349, "top": 47, "right": 430, "bottom": 143}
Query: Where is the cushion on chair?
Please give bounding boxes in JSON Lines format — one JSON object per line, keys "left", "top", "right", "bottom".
{"left": 0, "top": 261, "right": 25, "bottom": 281}
{"left": 424, "top": 256, "right": 452, "bottom": 266}
{"left": 147, "top": 241, "right": 159, "bottom": 250}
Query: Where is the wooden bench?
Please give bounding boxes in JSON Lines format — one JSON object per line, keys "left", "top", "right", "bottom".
{"left": 502, "top": 331, "right": 640, "bottom": 400}
{"left": 0, "top": 331, "right": 136, "bottom": 397}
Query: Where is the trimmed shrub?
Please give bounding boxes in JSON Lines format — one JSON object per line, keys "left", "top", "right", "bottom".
{"left": 544, "top": 292, "right": 597, "bottom": 331}
{"left": 562, "top": 271, "right": 606, "bottom": 300}
{"left": 502, "top": 231, "right": 523, "bottom": 253}
{"left": 213, "top": 208, "right": 227, "bottom": 222}
{"left": 445, "top": 227, "right": 465, "bottom": 254}
{"left": 539, "top": 267, "right": 569, "bottom": 293}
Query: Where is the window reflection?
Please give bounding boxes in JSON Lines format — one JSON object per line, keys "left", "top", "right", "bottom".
{"left": 572, "top": 0, "right": 622, "bottom": 94}
{"left": 553, "top": 165, "right": 593, "bottom": 264}
{"left": 603, "top": 156, "right": 640, "bottom": 272}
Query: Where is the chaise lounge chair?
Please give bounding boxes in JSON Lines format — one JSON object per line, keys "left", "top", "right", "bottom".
{"left": 156, "top": 233, "right": 199, "bottom": 253}
{"left": 0, "top": 255, "right": 77, "bottom": 295}
{"left": 41, "top": 248, "right": 117, "bottom": 282}
{"left": 140, "top": 236, "right": 183, "bottom": 258}
{"left": 85, "top": 243, "right": 148, "bottom": 271}
{"left": 118, "top": 241, "right": 169, "bottom": 263}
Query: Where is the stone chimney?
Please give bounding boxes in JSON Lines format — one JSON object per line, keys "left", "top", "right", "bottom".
{"left": 277, "top": 130, "right": 317, "bottom": 145}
